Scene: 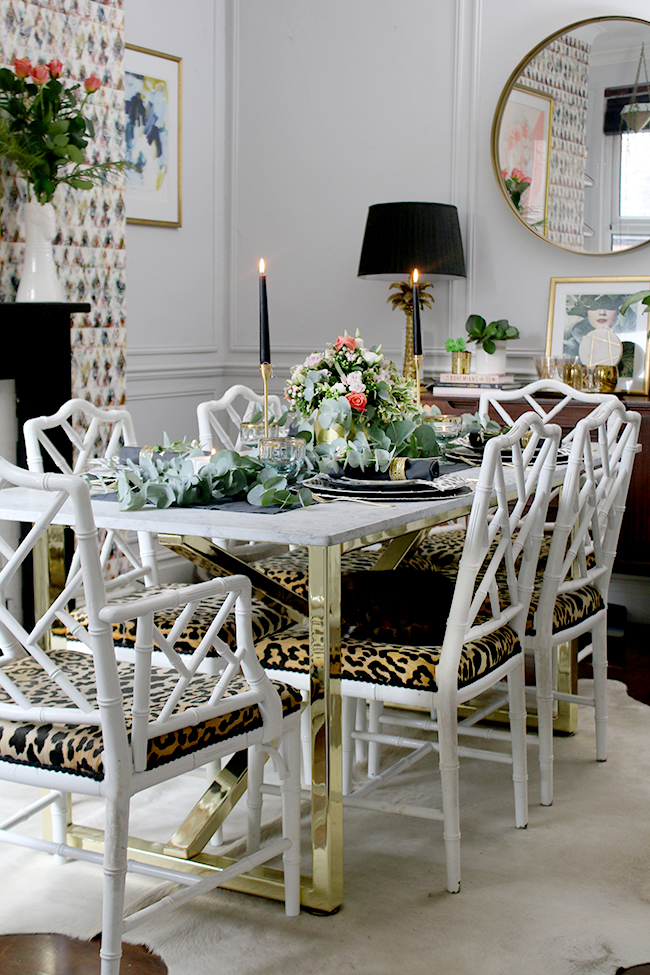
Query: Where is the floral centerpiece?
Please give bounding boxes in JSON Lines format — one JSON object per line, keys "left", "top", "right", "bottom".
{"left": 0, "top": 57, "right": 126, "bottom": 202}
{"left": 285, "top": 331, "right": 438, "bottom": 472}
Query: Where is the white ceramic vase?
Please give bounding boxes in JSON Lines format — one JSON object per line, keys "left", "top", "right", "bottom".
{"left": 16, "top": 200, "right": 64, "bottom": 302}
{"left": 474, "top": 340, "right": 507, "bottom": 376}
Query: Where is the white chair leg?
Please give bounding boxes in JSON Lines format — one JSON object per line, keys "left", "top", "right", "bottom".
{"left": 205, "top": 759, "right": 223, "bottom": 845}
{"left": 507, "top": 660, "right": 528, "bottom": 828}
{"left": 51, "top": 791, "right": 69, "bottom": 864}
{"left": 342, "top": 695, "right": 356, "bottom": 796}
{"left": 299, "top": 694, "right": 311, "bottom": 788}
{"left": 247, "top": 745, "right": 264, "bottom": 854}
{"left": 280, "top": 719, "right": 302, "bottom": 917}
{"left": 534, "top": 644, "right": 554, "bottom": 806}
{"left": 99, "top": 795, "right": 129, "bottom": 975}
{"left": 436, "top": 699, "right": 461, "bottom": 893}
{"left": 354, "top": 698, "right": 368, "bottom": 763}
{"left": 367, "top": 700, "right": 383, "bottom": 777}
{"left": 592, "top": 616, "right": 608, "bottom": 762}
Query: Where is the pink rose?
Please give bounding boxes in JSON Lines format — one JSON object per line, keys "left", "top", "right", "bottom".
{"left": 511, "top": 168, "right": 530, "bottom": 183}
{"left": 30, "top": 64, "right": 50, "bottom": 85}
{"left": 334, "top": 335, "right": 356, "bottom": 352}
{"left": 14, "top": 58, "right": 31, "bottom": 78}
{"left": 84, "top": 73, "right": 101, "bottom": 92}
{"left": 501, "top": 168, "right": 508, "bottom": 178}
{"left": 346, "top": 391, "right": 367, "bottom": 412}
{"left": 47, "top": 59, "right": 63, "bottom": 78}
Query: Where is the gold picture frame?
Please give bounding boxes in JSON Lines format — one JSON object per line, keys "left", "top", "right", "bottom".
{"left": 125, "top": 44, "right": 182, "bottom": 227}
{"left": 496, "top": 84, "right": 553, "bottom": 235}
{"left": 547, "top": 276, "right": 650, "bottom": 396}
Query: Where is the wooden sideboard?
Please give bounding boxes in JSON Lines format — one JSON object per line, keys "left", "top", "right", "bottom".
{"left": 424, "top": 392, "right": 650, "bottom": 576}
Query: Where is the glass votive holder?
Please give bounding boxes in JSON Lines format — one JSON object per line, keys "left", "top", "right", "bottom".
{"left": 240, "top": 421, "right": 279, "bottom": 447}
{"left": 258, "top": 437, "right": 305, "bottom": 478}
{"left": 534, "top": 355, "right": 557, "bottom": 380}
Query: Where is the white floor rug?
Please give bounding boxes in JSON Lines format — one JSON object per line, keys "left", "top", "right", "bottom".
{"left": 0, "top": 679, "right": 649, "bottom": 975}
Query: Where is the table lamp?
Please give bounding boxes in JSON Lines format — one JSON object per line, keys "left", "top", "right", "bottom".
{"left": 357, "top": 202, "right": 466, "bottom": 380}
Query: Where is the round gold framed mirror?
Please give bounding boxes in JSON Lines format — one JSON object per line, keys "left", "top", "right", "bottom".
{"left": 491, "top": 16, "right": 650, "bottom": 255}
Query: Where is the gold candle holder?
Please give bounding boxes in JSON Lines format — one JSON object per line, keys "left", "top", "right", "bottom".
{"left": 414, "top": 354, "right": 423, "bottom": 410}
{"left": 259, "top": 362, "right": 273, "bottom": 438}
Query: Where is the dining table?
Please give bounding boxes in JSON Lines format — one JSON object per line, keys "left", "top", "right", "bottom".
{"left": 0, "top": 468, "right": 518, "bottom": 913}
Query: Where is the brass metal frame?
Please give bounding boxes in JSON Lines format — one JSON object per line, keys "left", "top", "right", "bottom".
{"left": 125, "top": 44, "right": 182, "bottom": 228}
{"left": 491, "top": 16, "right": 650, "bottom": 256}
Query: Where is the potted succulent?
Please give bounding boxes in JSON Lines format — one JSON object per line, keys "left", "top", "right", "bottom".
{"left": 445, "top": 337, "right": 471, "bottom": 374}
{"left": 465, "top": 314, "right": 520, "bottom": 375}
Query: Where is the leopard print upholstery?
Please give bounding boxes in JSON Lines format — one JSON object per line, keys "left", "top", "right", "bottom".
{"left": 68, "top": 584, "right": 294, "bottom": 655}
{"left": 248, "top": 539, "right": 449, "bottom": 602}
{"left": 419, "top": 534, "right": 604, "bottom": 636}
{"left": 0, "top": 649, "right": 301, "bottom": 781}
{"left": 256, "top": 621, "right": 520, "bottom": 692}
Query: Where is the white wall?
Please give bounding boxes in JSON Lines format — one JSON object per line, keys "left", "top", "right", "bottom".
{"left": 227, "top": 0, "right": 650, "bottom": 397}
{"left": 125, "top": 0, "right": 227, "bottom": 442}
{"left": 124, "top": 0, "right": 650, "bottom": 425}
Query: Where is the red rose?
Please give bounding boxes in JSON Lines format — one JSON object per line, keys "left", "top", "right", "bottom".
{"left": 14, "top": 58, "right": 31, "bottom": 78}
{"left": 30, "top": 64, "right": 50, "bottom": 85}
{"left": 334, "top": 335, "right": 356, "bottom": 351}
{"left": 346, "top": 391, "right": 367, "bottom": 412}
{"left": 47, "top": 59, "right": 63, "bottom": 78}
{"left": 84, "top": 73, "right": 101, "bottom": 92}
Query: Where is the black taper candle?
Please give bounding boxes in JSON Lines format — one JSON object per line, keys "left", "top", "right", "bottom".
{"left": 412, "top": 268, "right": 423, "bottom": 356}
{"left": 259, "top": 258, "right": 271, "bottom": 364}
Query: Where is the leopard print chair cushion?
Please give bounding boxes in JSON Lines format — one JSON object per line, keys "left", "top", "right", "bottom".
{"left": 256, "top": 621, "right": 520, "bottom": 693}
{"left": 68, "top": 584, "right": 294, "bottom": 655}
{"left": 0, "top": 649, "right": 301, "bottom": 781}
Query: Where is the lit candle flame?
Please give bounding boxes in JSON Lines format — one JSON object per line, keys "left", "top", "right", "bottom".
{"left": 413, "top": 268, "right": 419, "bottom": 284}
{"left": 259, "top": 258, "right": 265, "bottom": 275}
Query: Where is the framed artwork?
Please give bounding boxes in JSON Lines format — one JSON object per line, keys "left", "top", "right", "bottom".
{"left": 498, "top": 85, "right": 553, "bottom": 232}
{"left": 547, "top": 277, "right": 650, "bottom": 395}
{"left": 124, "top": 45, "right": 182, "bottom": 227}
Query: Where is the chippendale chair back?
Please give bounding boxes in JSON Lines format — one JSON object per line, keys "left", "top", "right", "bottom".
{"left": 197, "top": 385, "right": 285, "bottom": 453}
{"left": 0, "top": 458, "right": 301, "bottom": 974}
{"left": 23, "top": 398, "right": 159, "bottom": 590}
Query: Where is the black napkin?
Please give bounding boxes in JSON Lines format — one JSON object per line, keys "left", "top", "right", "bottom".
{"left": 343, "top": 457, "right": 439, "bottom": 482}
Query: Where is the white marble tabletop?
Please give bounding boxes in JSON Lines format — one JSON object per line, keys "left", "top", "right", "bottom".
{"left": 0, "top": 481, "right": 482, "bottom": 548}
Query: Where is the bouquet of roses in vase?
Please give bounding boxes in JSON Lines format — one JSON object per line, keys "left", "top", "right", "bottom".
{"left": 0, "top": 57, "right": 129, "bottom": 300}
{"left": 285, "top": 331, "right": 438, "bottom": 473}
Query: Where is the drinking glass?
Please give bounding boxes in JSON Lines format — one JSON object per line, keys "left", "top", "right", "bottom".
{"left": 424, "top": 414, "right": 462, "bottom": 466}
{"left": 258, "top": 437, "right": 305, "bottom": 478}
{"left": 240, "top": 421, "right": 279, "bottom": 448}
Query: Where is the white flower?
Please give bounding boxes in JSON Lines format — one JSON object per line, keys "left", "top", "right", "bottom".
{"left": 347, "top": 371, "right": 366, "bottom": 393}
{"left": 331, "top": 382, "right": 346, "bottom": 394}
{"left": 379, "top": 367, "right": 390, "bottom": 382}
{"left": 304, "top": 352, "right": 323, "bottom": 368}
{"left": 361, "top": 349, "right": 381, "bottom": 365}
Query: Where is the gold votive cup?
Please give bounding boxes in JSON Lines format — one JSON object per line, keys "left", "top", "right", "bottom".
{"left": 451, "top": 351, "right": 472, "bottom": 375}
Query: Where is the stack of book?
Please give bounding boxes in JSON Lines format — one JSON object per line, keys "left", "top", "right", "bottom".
{"left": 430, "top": 373, "right": 519, "bottom": 396}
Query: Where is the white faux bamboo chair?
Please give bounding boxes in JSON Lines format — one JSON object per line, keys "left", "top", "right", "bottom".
{"left": 24, "top": 398, "right": 160, "bottom": 591}
{"left": 0, "top": 459, "right": 302, "bottom": 975}
{"left": 23, "top": 398, "right": 296, "bottom": 671}
{"left": 196, "top": 387, "right": 289, "bottom": 562}
{"left": 253, "top": 412, "right": 561, "bottom": 892}
{"left": 523, "top": 402, "right": 640, "bottom": 805}
{"left": 197, "top": 384, "right": 285, "bottom": 454}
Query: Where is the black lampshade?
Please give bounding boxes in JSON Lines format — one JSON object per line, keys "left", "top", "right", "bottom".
{"left": 358, "top": 202, "right": 466, "bottom": 282}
